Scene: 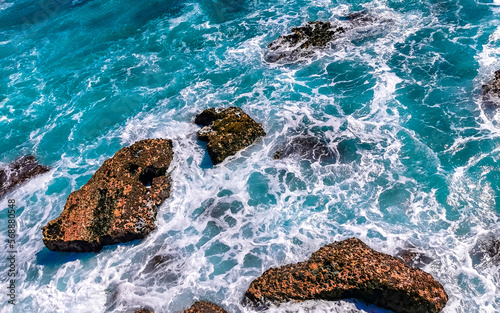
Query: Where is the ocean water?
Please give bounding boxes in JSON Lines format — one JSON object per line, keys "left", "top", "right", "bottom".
{"left": 1, "top": 0, "right": 500, "bottom": 312}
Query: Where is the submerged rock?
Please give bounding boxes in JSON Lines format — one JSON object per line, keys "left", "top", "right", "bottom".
{"left": 0, "top": 155, "right": 49, "bottom": 198}
{"left": 42, "top": 139, "right": 173, "bottom": 252}
{"left": 396, "top": 245, "right": 433, "bottom": 269}
{"left": 195, "top": 107, "right": 266, "bottom": 165}
{"left": 470, "top": 235, "right": 500, "bottom": 266}
{"left": 274, "top": 135, "right": 335, "bottom": 163}
{"left": 182, "top": 301, "right": 228, "bottom": 313}
{"left": 266, "top": 21, "right": 345, "bottom": 63}
{"left": 244, "top": 238, "right": 448, "bottom": 313}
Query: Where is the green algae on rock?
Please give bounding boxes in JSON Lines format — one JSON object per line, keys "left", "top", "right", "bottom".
{"left": 42, "top": 139, "right": 173, "bottom": 252}
{"left": 244, "top": 238, "right": 448, "bottom": 313}
{"left": 182, "top": 301, "right": 228, "bottom": 313}
{"left": 194, "top": 107, "right": 266, "bottom": 165}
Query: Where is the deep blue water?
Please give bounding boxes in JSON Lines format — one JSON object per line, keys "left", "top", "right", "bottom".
{"left": 1, "top": 0, "right": 500, "bottom": 312}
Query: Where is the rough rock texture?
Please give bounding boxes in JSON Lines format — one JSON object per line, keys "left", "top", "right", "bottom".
{"left": 134, "top": 309, "right": 154, "bottom": 313}
{"left": 195, "top": 107, "right": 266, "bottom": 165}
{"left": 0, "top": 155, "right": 49, "bottom": 198}
{"left": 470, "top": 235, "right": 500, "bottom": 265}
{"left": 182, "top": 302, "right": 228, "bottom": 313}
{"left": 42, "top": 139, "right": 173, "bottom": 252}
{"left": 274, "top": 135, "right": 335, "bottom": 163}
{"left": 266, "top": 21, "right": 345, "bottom": 62}
{"left": 483, "top": 70, "right": 500, "bottom": 107}
{"left": 244, "top": 238, "right": 448, "bottom": 313}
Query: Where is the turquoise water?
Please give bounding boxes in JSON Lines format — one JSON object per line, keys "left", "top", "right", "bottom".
{"left": 1, "top": 0, "right": 500, "bottom": 312}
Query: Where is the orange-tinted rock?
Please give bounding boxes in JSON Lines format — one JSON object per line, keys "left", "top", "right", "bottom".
{"left": 194, "top": 107, "right": 265, "bottom": 165}
{"left": 244, "top": 238, "right": 448, "bottom": 313}
{"left": 42, "top": 139, "right": 173, "bottom": 252}
{"left": 182, "top": 301, "right": 228, "bottom": 313}
{"left": 134, "top": 309, "right": 154, "bottom": 313}
{"left": 0, "top": 155, "right": 49, "bottom": 198}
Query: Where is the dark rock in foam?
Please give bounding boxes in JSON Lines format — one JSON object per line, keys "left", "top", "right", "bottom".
{"left": 274, "top": 135, "right": 335, "bottom": 163}
{"left": 182, "top": 301, "right": 228, "bottom": 313}
{"left": 482, "top": 70, "right": 500, "bottom": 107}
{"left": 0, "top": 155, "right": 49, "bottom": 198}
{"left": 194, "top": 107, "right": 266, "bottom": 165}
{"left": 266, "top": 21, "right": 345, "bottom": 63}
{"left": 244, "top": 238, "right": 448, "bottom": 313}
{"left": 42, "top": 139, "right": 173, "bottom": 252}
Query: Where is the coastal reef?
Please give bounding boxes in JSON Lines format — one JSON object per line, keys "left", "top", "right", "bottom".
{"left": 42, "top": 139, "right": 173, "bottom": 252}
{"left": 244, "top": 238, "right": 448, "bottom": 313}
{"left": 195, "top": 107, "right": 266, "bottom": 165}
{"left": 0, "top": 155, "right": 49, "bottom": 198}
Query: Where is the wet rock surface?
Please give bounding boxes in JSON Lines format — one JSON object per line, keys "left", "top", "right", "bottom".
{"left": 482, "top": 70, "right": 500, "bottom": 107}
{"left": 0, "top": 155, "right": 49, "bottom": 198}
{"left": 396, "top": 246, "right": 433, "bottom": 269}
{"left": 244, "top": 238, "right": 448, "bottom": 313}
{"left": 266, "top": 21, "right": 345, "bottom": 63}
{"left": 470, "top": 235, "right": 500, "bottom": 266}
{"left": 182, "top": 301, "right": 228, "bottom": 313}
{"left": 42, "top": 139, "right": 173, "bottom": 252}
{"left": 134, "top": 309, "right": 154, "bottom": 313}
{"left": 274, "top": 135, "right": 335, "bottom": 163}
{"left": 195, "top": 107, "right": 266, "bottom": 165}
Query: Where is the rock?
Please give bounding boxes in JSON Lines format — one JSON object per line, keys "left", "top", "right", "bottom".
{"left": 182, "top": 301, "right": 228, "bottom": 313}
{"left": 396, "top": 246, "right": 433, "bottom": 269}
{"left": 194, "top": 107, "right": 266, "bottom": 165}
{"left": 266, "top": 21, "right": 345, "bottom": 63}
{"left": 42, "top": 139, "right": 173, "bottom": 252}
{"left": 0, "top": 155, "right": 49, "bottom": 198}
{"left": 244, "top": 238, "right": 448, "bottom": 313}
{"left": 134, "top": 309, "right": 154, "bottom": 313}
{"left": 274, "top": 135, "right": 335, "bottom": 163}
{"left": 482, "top": 70, "right": 500, "bottom": 107}
{"left": 470, "top": 235, "right": 500, "bottom": 266}
{"left": 347, "top": 10, "right": 380, "bottom": 27}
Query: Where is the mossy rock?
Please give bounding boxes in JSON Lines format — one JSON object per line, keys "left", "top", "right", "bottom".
{"left": 42, "top": 139, "right": 173, "bottom": 252}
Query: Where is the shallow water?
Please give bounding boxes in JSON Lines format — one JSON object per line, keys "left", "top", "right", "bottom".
{"left": 0, "top": 0, "right": 500, "bottom": 312}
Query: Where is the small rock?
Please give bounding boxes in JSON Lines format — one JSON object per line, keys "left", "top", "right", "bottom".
{"left": 0, "top": 155, "right": 49, "bottom": 198}
{"left": 470, "top": 235, "right": 500, "bottom": 266}
{"left": 134, "top": 309, "right": 154, "bottom": 313}
{"left": 396, "top": 245, "right": 433, "bottom": 269}
{"left": 482, "top": 70, "right": 500, "bottom": 107}
{"left": 194, "top": 107, "right": 266, "bottom": 165}
{"left": 182, "top": 301, "right": 228, "bottom": 313}
{"left": 266, "top": 21, "right": 345, "bottom": 63}
{"left": 274, "top": 135, "right": 335, "bottom": 163}
{"left": 42, "top": 139, "right": 173, "bottom": 252}
{"left": 244, "top": 238, "right": 448, "bottom": 313}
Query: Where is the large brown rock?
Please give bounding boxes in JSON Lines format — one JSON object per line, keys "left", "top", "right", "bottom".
{"left": 182, "top": 301, "right": 228, "bottom": 313}
{"left": 244, "top": 238, "right": 448, "bottom": 313}
{"left": 42, "top": 139, "right": 173, "bottom": 252}
{"left": 194, "top": 107, "right": 266, "bottom": 165}
{"left": 0, "top": 155, "right": 49, "bottom": 198}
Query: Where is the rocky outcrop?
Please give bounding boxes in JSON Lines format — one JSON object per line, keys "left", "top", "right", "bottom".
{"left": 182, "top": 301, "right": 228, "bottom": 313}
{"left": 194, "top": 107, "right": 266, "bottom": 165}
{"left": 134, "top": 309, "right": 154, "bottom": 313}
{"left": 266, "top": 21, "right": 345, "bottom": 62}
{"left": 42, "top": 139, "right": 173, "bottom": 252}
{"left": 470, "top": 235, "right": 500, "bottom": 265}
{"left": 274, "top": 135, "right": 335, "bottom": 163}
{"left": 0, "top": 155, "right": 49, "bottom": 198}
{"left": 244, "top": 238, "right": 448, "bottom": 313}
